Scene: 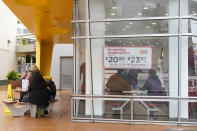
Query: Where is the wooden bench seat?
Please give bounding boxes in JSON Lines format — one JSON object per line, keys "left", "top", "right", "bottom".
{"left": 2, "top": 99, "right": 58, "bottom": 117}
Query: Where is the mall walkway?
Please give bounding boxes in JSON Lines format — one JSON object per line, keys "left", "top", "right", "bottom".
{"left": 0, "top": 86, "right": 196, "bottom": 131}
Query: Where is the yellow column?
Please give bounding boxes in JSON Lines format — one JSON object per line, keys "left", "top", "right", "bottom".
{"left": 36, "top": 39, "right": 53, "bottom": 76}
{"left": 36, "top": 39, "right": 41, "bottom": 69}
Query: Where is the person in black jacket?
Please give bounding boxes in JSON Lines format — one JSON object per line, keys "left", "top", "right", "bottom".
{"left": 45, "top": 78, "right": 56, "bottom": 101}
{"left": 28, "top": 71, "right": 50, "bottom": 107}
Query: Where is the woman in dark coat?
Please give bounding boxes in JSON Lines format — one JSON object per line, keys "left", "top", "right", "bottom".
{"left": 143, "top": 69, "right": 163, "bottom": 96}
{"left": 28, "top": 71, "right": 49, "bottom": 107}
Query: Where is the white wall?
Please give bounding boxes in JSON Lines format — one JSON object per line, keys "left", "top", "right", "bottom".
{"left": 50, "top": 44, "right": 73, "bottom": 89}
{"left": 0, "top": 0, "right": 17, "bottom": 80}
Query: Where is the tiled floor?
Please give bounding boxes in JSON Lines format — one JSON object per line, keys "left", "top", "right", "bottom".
{"left": 0, "top": 86, "right": 197, "bottom": 131}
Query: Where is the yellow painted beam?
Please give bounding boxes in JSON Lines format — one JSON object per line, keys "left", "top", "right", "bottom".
{"left": 15, "top": 0, "right": 48, "bottom": 7}
{"left": 3, "top": 0, "right": 73, "bottom": 44}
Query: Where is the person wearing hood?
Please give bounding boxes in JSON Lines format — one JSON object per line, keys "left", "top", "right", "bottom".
{"left": 143, "top": 69, "right": 163, "bottom": 96}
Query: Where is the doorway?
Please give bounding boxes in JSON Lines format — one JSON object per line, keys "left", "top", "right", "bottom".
{"left": 60, "top": 57, "right": 74, "bottom": 90}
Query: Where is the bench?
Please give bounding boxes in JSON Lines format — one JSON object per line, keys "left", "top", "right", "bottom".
{"left": 140, "top": 101, "right": 160, "bottom": 120}
{"left": 2, "top": 99, "right": 58, "bottom": 117}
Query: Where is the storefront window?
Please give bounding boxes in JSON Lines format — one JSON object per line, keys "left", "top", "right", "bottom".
{"left": 73, "top": 0, "right": 197, "bottom": 124}
{"left": 91, "top": 37, "right": 178, "bottom": 97}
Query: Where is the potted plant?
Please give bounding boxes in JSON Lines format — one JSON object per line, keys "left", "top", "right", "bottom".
{"left": 6, "top": 70, "right": 21, "bottom": 89}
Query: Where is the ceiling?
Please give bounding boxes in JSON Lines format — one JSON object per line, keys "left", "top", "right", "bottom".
{"left": 3, "top": 0, "right": 73, "bottom": 44}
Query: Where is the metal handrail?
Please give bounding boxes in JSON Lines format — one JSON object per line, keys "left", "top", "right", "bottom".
{"left": 71, "top": 94, "right": 197, "bottom": 100}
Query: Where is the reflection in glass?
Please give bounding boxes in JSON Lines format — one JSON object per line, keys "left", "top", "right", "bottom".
{"left": 93, "top": 99, "right": 131, "bottom": 120}
{"left": 75, "top": 0, "right": 86, "bottom": 20}
{"left": 134, "top": 100, "right": 178, "bottom": 121}
{"left": 90, "top": 0, "right": 179, "bottom": 19}
{"left": 73, "top": 23, "right": 87, "bottom": 36}
{"left": 181, "top": 100, "right": 197, "bottom": 122}
{"left": 73, "top": 99, "right": 91, "bottom": 118}
{"left": 75, "top": 39, "right": 87, "bottom": 95}
{"left": 182, "top": 0, "right": 197, "bottom": 16}
{"left": 91, "top": 20, "right": 178, "bottom": 36}
{"left": 182, "top": 19, "right": 197, "bottom": 35}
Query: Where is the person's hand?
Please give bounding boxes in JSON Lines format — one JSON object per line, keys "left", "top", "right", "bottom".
{"left": 46, "top": 87, "right": 51, "bottom": 91}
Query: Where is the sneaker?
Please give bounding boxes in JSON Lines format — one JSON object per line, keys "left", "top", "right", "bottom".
{"left": 44, "top": 110, "right": 48, "bottom": 117}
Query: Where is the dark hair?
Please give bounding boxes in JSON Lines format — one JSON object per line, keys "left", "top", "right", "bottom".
{"left": 149, "top": 69, "right": 158, "bottom": 79}
{"left": 29, "top": 71, "right": 45, "bottom": 87}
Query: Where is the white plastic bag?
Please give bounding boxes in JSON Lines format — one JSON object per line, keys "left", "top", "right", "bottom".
{"left": 22, "top": 79, "right": 29, "bottom": 91}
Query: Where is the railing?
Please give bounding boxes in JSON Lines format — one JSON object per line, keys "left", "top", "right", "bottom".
{"left": 71, "top": 94, "right": 197, "bottom": 126}
{"left": 16, "top": 33, "right": 36, "bottom": 45}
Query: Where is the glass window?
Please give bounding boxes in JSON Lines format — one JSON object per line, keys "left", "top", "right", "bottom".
{"left": 181, "top": 100, "right": 197, "bottom": 122}
{"left": 182, "top": 0, "right": 197, "bottom": 16}
{"left": 73, "top": 23, "right": 87, "bottom": 36}
{"left": 17, "top": 28, "right": 22, "bottom": 34}
{"left": 90, "top": 0, "right": 179, "bottom": 19}
{"left": 133, "top": 100, "right": 178, "bottom": 121}
{"left": 186, "top": 36, "right": 197, "bottom": 99}
{"left": 90, "top": 20, "right": 178, "bottom": 36}
{"left": 75, "top": 0, "right": 86, "bottom": 20}
{"left": 23, "top": 29, "right": 30, "bottom": 34}
{"left": 73, "top": 98, "right": 91, "bottom": 118}
{"left": 91, "top": 37, "right": 179, "bottom": 97}
{"left": 182, "top": 19, "right": 197, "bottom": 35}
{"left": 93, "top": 98, "right": 131, "bottom": 120}
{"left": 75, "top": 39, "right": 88, "bottom": 95}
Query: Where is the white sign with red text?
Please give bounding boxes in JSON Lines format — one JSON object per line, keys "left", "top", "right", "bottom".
{"left": 104, "top": 46, "right": 153, "bottom": 69}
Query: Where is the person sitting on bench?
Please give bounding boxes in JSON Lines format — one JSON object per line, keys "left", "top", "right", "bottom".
{"left": 22, "top": 70, "right": 50, "bottom": 117}
{"left": 44, "top": 77, "right": 56, "bottom": 101}
{"left": 19, "top": 70, "right": 32, "bottom": 102}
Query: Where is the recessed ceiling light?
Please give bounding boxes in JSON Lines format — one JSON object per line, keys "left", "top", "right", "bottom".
{"left": 104, "top": 28, "right": 107, "bottom": 31}
{"left": 137, "top": 13, "right": 142, "bottom": 16}
{"left": 139, "top": 43, "right": 143, "bottom": 45}
{"left": 146, "top": 26, "right": 151, "bottom": 29}
{"left": 119, "top": 41, "right": 122, "bottom": 43}
{"left": 122, "top": 29, "right": 127, "bottom": 31}
{"left": 111, "top": 13, "right": 116, "bottom": 16}
{"left": 129, "top": 22, "right": 133, "bottom": 25}
{"left": 107, "top": 40, "right": 111, "bottom": 42}
{"left": 126, "top": 26, "right": 130, "bottom": 28}
{"left": 146, "top": 41, "right": 150, "bottom": 44}
{"left": 156, "top": 42, "right": 159, "bottom": 45}
{"left": 165, "top": 13, "right": 168, "bottom": 16}
{"left": 106, "top": 22, "right": 111, "bottom": 25}
{"left": 122, "top": 43, "right": 126, "bottom": 46}
{"left": 112, "top": 6, "right": 117, "bottom": 10}
{"left": 192, "top": 13, "right": 197, "bottom": 16}
{"left": 152, "top": 22, "right": 157, "bottom": 25}
{"left": 143, "top": 7, "right": 149, "bottom": 10}
{"left": 137, "top": 41, "right": 141, "bottom": 43}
